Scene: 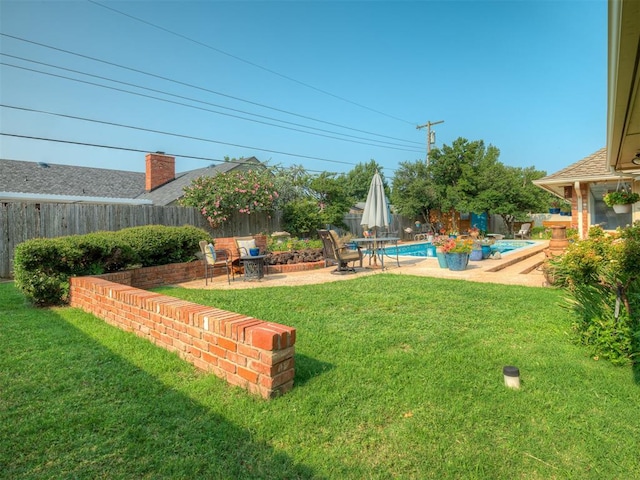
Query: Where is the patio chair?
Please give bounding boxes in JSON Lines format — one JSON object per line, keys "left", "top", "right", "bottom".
{"left": 403, "top": 227, "right": 413, "bottom": 240}
{"left": 199, "top": 240, "right": 233, "bottom": 285}
{"left": 235, "top": 236, "right": 260, "bottom": 257}
{"left": 318, "top": 229, "right": 363, "bottom": 274}
{"left": 514, "top": 223, "right": 531, "bottom": 239}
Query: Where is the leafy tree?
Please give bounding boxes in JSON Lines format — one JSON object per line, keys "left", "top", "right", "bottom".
{"left": 271, "top": 164, "right": 314, "bottom": 205}
{"left": 344, "top": 160, "right": 389, "bottom": 201}
{"left": 180, "top": 168, "right": 278, "bottom": 228}
{"left": 310, "top": 172, "right": 353, "bottom": 230}
{"left": 390, "top": 160, "right": 438, "bottom": 224}
{"left": 428, "top": 138, "right": 500, "bottom": 231}
{"left": 472, "top": 164, "right": 549, "bottom": 234}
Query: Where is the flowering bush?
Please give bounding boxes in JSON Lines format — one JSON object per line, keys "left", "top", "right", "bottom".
{"left": 545, "top": 223, "right": 640, "bottom": 365}
{"left": 468, "top": 227, "right": 480, "bottom": 236}
{"left": 431, "top": 235, "right": 449, "bottom": 248}
{"left": 603, "top": 188, "right": 640, "bottom": 206}
{"left": 440, "top": 237, "right": 473, "bottom": 254}
{"left": 180, "top": 169, "right": 279, "bottom": 228}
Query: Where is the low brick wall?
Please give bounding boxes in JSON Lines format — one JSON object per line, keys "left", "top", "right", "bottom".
{"left": 69, "top": 263, "right": 296, "bottom": 399}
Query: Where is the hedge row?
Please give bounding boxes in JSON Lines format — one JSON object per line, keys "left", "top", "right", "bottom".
{"left": 13, "top": 225, "right": 210, "bottom": 306}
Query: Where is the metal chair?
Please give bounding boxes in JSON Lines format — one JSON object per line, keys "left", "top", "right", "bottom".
{"left": 199, "top": 240, "right": 233, "bottom": 285}
{"left": 318, "top": 229, "right": 363, "bottom": 274}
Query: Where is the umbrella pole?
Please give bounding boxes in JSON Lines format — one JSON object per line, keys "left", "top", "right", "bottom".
{"left": 373, "top": 229, "right": 378, "bottom": 267}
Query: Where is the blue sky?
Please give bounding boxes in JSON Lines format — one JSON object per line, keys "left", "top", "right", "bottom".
{"left": 1, "top": 0, "right": 607, "bottom": 179}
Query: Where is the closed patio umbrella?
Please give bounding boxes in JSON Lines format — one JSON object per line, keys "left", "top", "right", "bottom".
{"left": 360, "top": 171, "right": 389, "bottom": 266}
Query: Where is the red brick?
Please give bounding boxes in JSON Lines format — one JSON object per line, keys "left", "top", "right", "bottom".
{"left": 230, "top": 318, "right": 263, "bottom": 341}
{"left": 238, "top": 343, "right": 261, "bottom": 359}
{"left": 225, "top": 351, "right": 247, "bottom": 367}
{"left": 260, "top": 347, "right": 295, "bottom": 366}
{"left": 248, "top": 326, "right": 277, "bottom": 350}
{"left": 208, "top": 344, "right": 226, "bottom": 359}
{"left": 237, "top": 366, "right": 259, "bottom": 383}
{"left": 217, "top": 336, "right": 238, "bottom": 352}
{"left": 201, "top": 351, "right": 219, "bottom": 366}
{"left": 218, "top": 358, "right": 236, "bottom": 374}
{"left": 260, "top": 368, "right": 294, "bottom": 388}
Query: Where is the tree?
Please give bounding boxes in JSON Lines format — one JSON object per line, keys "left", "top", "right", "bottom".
{"left": 344, "top": 160, "right": 388, "bottom": 201}
{"left": 271, "top": 164, "right": 314, "bottom": 205}
{"left": 479, "top": 165, "right": 549, "bottom": 234}
{"left": 428, "top": 138, "right": 500, "bottom": 232}
{"left": 390, "top": 160, "right": 438, "bottom": 225}
{"left": 310, "top": 172, "right": 353, "bottom": 230}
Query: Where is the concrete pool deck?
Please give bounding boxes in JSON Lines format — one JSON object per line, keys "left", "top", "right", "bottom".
{"left": 175, "top": 240, "right": 551, "bottom": 290}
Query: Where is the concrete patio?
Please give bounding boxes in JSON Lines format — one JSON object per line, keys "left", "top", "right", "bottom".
{"left": 176, "top": 240, "right": 551, "bottom": 290}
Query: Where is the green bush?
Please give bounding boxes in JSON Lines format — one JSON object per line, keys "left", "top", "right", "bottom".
{"left": 281, "top": 199, "right": 325, "bottom": 238}
{"left": 13, "top": 225, "right": 210, "bottom": 306}
{"left": 546, "top": 223, "right": 640, "bottom": 365}
{"left": 115, "top": 225, "right": 208, "bottom": 267}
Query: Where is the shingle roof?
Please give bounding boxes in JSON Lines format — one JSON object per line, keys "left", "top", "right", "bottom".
{"left": 536, "top": 148, "right": 614, "bottom": 183}
{"left": 0, "top": 159, "right": 146, "bottom": 199}
{"left": 137, "top": 157, "right": 263, "bottom": 206}
{"left": 0, "top": 156, "right": 265, "bottom": 205}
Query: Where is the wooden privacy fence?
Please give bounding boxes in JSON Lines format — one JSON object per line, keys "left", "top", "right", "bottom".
{"left": 0, "top": 202, "right": 281, "bottom": 278}
{"left": 343, "top": 213, "right": 411, "bottom": 238}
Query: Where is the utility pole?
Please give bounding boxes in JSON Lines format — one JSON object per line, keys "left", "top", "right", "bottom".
{"left": 416, "top": 120, "right": 444, "bottom": 164}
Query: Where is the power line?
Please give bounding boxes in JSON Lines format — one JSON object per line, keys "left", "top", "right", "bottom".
{"left": 87, "top": 0, "right": 417, "bottom": 126}
{"left": 1, "top": 54, "right": 422, "bottom": 153}
{"left": 0, "top": 33, "right": 422, "bottom": 147}
{"left": 0, "top": 107, "right": 358, "bottom": 168}
{"left": 0, "top": 132, "right": 342, "bottom": 175}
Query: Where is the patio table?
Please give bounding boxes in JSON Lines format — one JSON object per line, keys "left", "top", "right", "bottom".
{"left": 352, "top": 237, "right": 400, "bottom": 270}
{"left": 240, "top": 255, "right": 266, "bottom": 281}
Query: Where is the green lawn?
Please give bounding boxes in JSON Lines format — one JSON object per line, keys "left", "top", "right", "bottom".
{"left": 1, "top": 276, "right": 638, "bottom": 479}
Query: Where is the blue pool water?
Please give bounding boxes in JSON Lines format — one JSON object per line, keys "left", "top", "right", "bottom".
{"left": 383, "top": 240, "right": 536, "bottom": 258}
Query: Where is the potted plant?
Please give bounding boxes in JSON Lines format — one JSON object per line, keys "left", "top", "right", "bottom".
{"left": 548, "top": 199, "right": 561, "bottom": 214}
{"left": 469, "top": 241, "right": 483, "bottom": 261}
{"left": 603, "top": 189, "right": 640, "bottom": 214}
{"left": 441, "top": 238, "right": 473, "bottom": 271}
{"left": 432, "top": 236, "right": 449, "bottom": 269}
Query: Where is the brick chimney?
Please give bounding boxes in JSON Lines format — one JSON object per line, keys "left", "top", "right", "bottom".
{"left": 145, "top": 152, "right": 175, "bottom": 192}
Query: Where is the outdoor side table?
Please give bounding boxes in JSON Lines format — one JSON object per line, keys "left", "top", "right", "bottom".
{"left": 240, "top": 255, "right": 266, "bottom": 281}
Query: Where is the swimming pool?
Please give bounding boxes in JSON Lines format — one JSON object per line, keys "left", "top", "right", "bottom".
{"left": 383, "top": 240, "right": 537, "bottom": 258}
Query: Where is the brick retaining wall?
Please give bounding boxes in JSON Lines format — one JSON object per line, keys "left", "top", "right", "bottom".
{"left": 66, "top": 235, "right": 329, "bottom": 398}
{"left": 69, "top": 262, "right": 297, "bottom": 399}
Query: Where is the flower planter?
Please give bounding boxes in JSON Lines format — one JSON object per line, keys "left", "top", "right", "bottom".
{"left": 612, "top": 204, "right": 632, "bottom": 214}
{"left": 436, "top": 251, "right": 448, "bottom": 268}
{"left": 445, "top": 252, "right": 469, "bottom": 271}
{"left": 548, "top": 208, "right": 561, "bottom": 214}
{"left": 481, "top": 245, "right": 492, "bottom": 259}
{"left": 469, "top": 248, "right": 483, "bottom": 261}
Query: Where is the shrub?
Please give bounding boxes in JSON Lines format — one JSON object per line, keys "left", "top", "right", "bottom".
{"left": 281, "top": 199, "right": 325, "bottom": 238}
{"left": 180, "top": 169, "right": 278, "bottom": 228}
{"left": 546, "top": 223, "right": 640, "bottom": 365}
{"left": 115, "top": 225, "right": 208, "bottom": 266}
{"left": 13, "top": 225, "right": 210, "bottom": 306}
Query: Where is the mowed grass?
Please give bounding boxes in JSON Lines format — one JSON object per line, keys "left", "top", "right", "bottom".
{"left": 1, "top": 275, "right": 639, "bottom": 479}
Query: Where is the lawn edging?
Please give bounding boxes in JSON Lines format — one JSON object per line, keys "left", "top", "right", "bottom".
{"left": 69, "top": 264, "right": 296, "bottom": 399}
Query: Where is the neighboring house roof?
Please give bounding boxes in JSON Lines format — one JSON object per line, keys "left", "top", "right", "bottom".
{"left": 533, "top": 148, "right": 635, "bottom": 197}
{"left": 0, "top": 156, "right": 264, "bottom": 205}
{"left": 139, "top": 157, "right": 262, "bottom": 206}
{"left": 0, "top": 159, "right": 150, "bottom": 204}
